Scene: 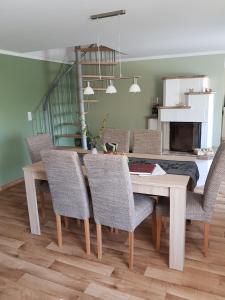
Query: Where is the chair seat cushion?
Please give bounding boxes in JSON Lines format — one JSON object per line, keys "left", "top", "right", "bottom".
{"left": 134, "top": 193, "right": 155, "bottom": 229}
{"left": 156, "top": 192, "right": 206, "bottom": 222}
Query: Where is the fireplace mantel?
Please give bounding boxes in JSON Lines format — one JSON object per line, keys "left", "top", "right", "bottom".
{"left": 158, "top": 76, "right": 214, "bottom": 151}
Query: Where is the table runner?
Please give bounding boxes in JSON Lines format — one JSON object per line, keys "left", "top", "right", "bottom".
{"left": 128, "top": 157, "right": 199, "bottom": 190}
{"left": 78, "top": 153, "right": 199, "bottom": 190}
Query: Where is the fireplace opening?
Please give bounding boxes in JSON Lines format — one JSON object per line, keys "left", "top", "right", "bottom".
{"left": 170, "top": 122, "right": 201, "bottom": 152}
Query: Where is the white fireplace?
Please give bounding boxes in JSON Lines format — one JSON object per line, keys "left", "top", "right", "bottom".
{"left": 157, "top": 76, "right": 214, "bottom": 151}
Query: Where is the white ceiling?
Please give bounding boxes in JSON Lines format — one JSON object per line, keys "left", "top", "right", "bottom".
{"left": 1, "top": 0, "right": 225, "bottom": 60}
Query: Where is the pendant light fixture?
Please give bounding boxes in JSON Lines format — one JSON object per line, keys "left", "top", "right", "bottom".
{"left": 106, "top": 80, "right": 117, "bottom": 94}
{"left": 90, "top": 10, "right": 141, "bottom": 95}
{"left": 129, "top": 77, "right": 141, "bottom": 93}
{"left": 83, "top": 81, "right": 94, "bottom": 95}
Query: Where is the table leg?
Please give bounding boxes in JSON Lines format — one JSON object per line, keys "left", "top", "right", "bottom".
{"left": 24, "top": 169, "right": 41, "bottom": 235}
{"left": 169, "top": 187, "right": 186, "bottom": 271}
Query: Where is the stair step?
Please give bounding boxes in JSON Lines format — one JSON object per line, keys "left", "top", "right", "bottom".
{"left": 83, "top": 100, "right": 99, "bottom": 103}
{"left": 54, "top": 122, "right": 79, "bottom": 127}
{"left": 78, "top": 61, "right": 117, "bottom": 66}
{"left": 76, "top": 111, "right": 88, "bottom": 115}
{"left": 52, "top": 102, "right": 72, "bottom": 105}
{"left": 78, "top": 46, "right": 126, "bottom": 55}
{"left": 53, "top": 112, "right": 72, "bottom": 116}
{"left": 79, "top": 46, "right": 115, "bottom": 53}
{"left": 55, "top": 134, "right": 81, "bottom": 139}
{"left": 62, "top": 122, "right": 80, "bottom": 125}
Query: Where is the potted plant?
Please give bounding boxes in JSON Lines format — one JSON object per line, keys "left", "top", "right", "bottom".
{"left": 83, "top": 115, "right": 108, "bottom": 154}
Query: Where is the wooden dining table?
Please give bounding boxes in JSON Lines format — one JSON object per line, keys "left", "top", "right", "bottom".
{"left": 23, "top": 149, "right": 190, "bottom": 271}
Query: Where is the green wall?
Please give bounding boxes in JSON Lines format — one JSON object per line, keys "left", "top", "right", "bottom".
{"left": 0, "top": 54, "right": 61, "bottom": 186}
{"left": 87, "top": 54, "right": 225, "bottom": 147}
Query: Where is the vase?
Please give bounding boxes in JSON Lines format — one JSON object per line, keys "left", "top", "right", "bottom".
{"left": 92, "top": 147, "right": 98, "bottom": 154}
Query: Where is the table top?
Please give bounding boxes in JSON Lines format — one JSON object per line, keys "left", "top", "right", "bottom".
{"left": 56, "top": 147, "right": 197, "bottom": 161}
{"left": 23, "top": 159, "right": 190, "bottom": 190}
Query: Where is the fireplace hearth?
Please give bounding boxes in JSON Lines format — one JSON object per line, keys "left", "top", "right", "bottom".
{"left": 170, "top": 122, "right": 201, "bottom": 152}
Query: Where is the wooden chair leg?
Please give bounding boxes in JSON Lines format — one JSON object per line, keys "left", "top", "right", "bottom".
{"left": 161, "top": 218, "right": 167, "bottom": 231}
{"left": 96, "top": 224, "right": 102, "bottom": 260}
{"left": 84, "top": 219, "right": 91, "bottom": 255}
{"left": 204, "top": 223, "right": 209, "bottom": 257}
{"left": 77, "top": 219, "right": 81, "bottom": 227}
{"left": 64, "top": 217, "right": 69, "bottom": 229}
{"left": 156, "top": 216, "right": 162, "bottom": 251}
{"left": 56, "top": 214, "right": 62, "bottom": 247}
{"left": 128, "top": 232, "right": 134, "bottom": 270}
{"left": 39, "top": 191, "right": 46, "bottom": 220}
{"left": 151, "top": 212, "right": 157, "bottom": 245}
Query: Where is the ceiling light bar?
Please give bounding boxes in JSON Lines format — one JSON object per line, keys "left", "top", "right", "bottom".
{"left": 83, "top": 76, "right": 141, "bottom": 82}
{"left": 90, "top": 10, "right": 126, "bottom": 20}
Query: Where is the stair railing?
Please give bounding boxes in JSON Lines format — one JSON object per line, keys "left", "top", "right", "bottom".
{"left": 32, "top": 63, "right": 78, "bottom": 145}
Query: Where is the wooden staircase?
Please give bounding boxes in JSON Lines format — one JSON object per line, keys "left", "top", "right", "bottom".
{"left": 32, "top": 44, "right": 118, "bottom": 147}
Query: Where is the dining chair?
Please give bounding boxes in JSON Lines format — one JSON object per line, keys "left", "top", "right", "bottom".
{"left": 26, "top": 133, "right": 53, "bottom": 163}
{"left": 155, "top": 141, "right": 225, "bottom": 256}
{"left": 42, "top": 150, "right": 91, "bottom": 254}
{"left": 84, "top": 154, "right": 155, "bottom": 269}
{"left": 26, "top": 133, "right": 53, "bottom": 219}
{"left": 102, "top": 128, "right": 130, "bottom": 153}
{"left": 133, "top": 129, "right": 162, "bottom": 154}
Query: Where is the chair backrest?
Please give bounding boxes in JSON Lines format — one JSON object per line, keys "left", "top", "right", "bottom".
{"left": 26, "top": 134, "right": 53, "bottom": 163}
{"left": 133, "top": 129, "right": 162, "bottom": 154}
{"left": 42, "top": 150, "right": 90, "bottom": 219}
{"left": 203, "top": 142, "right": 225, "bottom": 218}
{"left": 102, "top": 128, "right": 130, "bottom": 153}
{"left": 84, "top": 154, "right": 136, "bottom": 231}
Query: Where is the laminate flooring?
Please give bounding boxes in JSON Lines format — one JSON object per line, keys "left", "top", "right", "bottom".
{"left": 0, "top": 182, "right": 225, "bottom": 299}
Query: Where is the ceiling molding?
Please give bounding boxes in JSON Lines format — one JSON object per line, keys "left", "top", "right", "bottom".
{"left": 1, "top": 48, "right": 225, "bottom": 67}
{"left": 0, "top": 48, "right": 67, "bottom": 64}
{"left": 121, "top": 50, "right": 225, "bottom": 62}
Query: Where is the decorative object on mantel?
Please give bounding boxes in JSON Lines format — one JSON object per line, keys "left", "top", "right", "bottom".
{"left": 184, "top": 91, "right": 215, "bottom": 95}
{"left": 151, "top": 97, "right": 160, "bottom": 116}
{"left": 87, "top": 10, "right": 141, "bottom": 95}
{"left": 193, "top": 148, "right": 215, "bottom": 160}
{"left": 159, "top": 105, "right": 191, "bottom": 109}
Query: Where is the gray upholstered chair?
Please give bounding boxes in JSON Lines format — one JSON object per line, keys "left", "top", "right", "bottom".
{"left": 133, "top": 129, "right": 162, "bottom": 154}
{"left": 84, "top": 154, "right": 155, "bottom": 269}
{"left": 102, "top": 128, "right": 130, "bottom": 153}
{"left": 42, "top": 150, "right": 91, "bottom": 254}
{"left": 26, "top": 133, "right": 53, "bottom": 163}
{"left": 155, "top": 142, "right": 225, "bottom": 256}
{"left": 26, "top": 133, "right": 53, "bottom": 219}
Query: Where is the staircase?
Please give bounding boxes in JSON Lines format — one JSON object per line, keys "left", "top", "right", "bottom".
{"left": 32, "top": 44, "right": 118, "bottom": 148}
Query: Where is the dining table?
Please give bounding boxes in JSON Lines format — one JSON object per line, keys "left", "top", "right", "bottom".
{"left": 23, "top": 148, "right": 192, "bottom": 271}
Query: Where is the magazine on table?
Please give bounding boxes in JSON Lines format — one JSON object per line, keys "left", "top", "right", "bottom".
{"left": 129, "top": 163, "right": 166, "bottom": 176}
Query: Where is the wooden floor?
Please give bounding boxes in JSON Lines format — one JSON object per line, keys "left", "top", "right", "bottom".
{"left": 0, "top": 183, "right": 225, "bottom": 299}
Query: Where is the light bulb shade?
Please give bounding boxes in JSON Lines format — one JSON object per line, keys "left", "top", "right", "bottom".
{"left": 84, "top": 81, "right": 94, "bottom": 95}
{"left": 106, "top": 80, "right": 117, "bottom": 94}
{"left": 129, "top": 78, "right": 141, "bottom": 93}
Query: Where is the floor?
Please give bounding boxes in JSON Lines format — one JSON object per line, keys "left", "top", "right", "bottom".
{"left": 0, "top": 180, "right": 225, "bottom": 300}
